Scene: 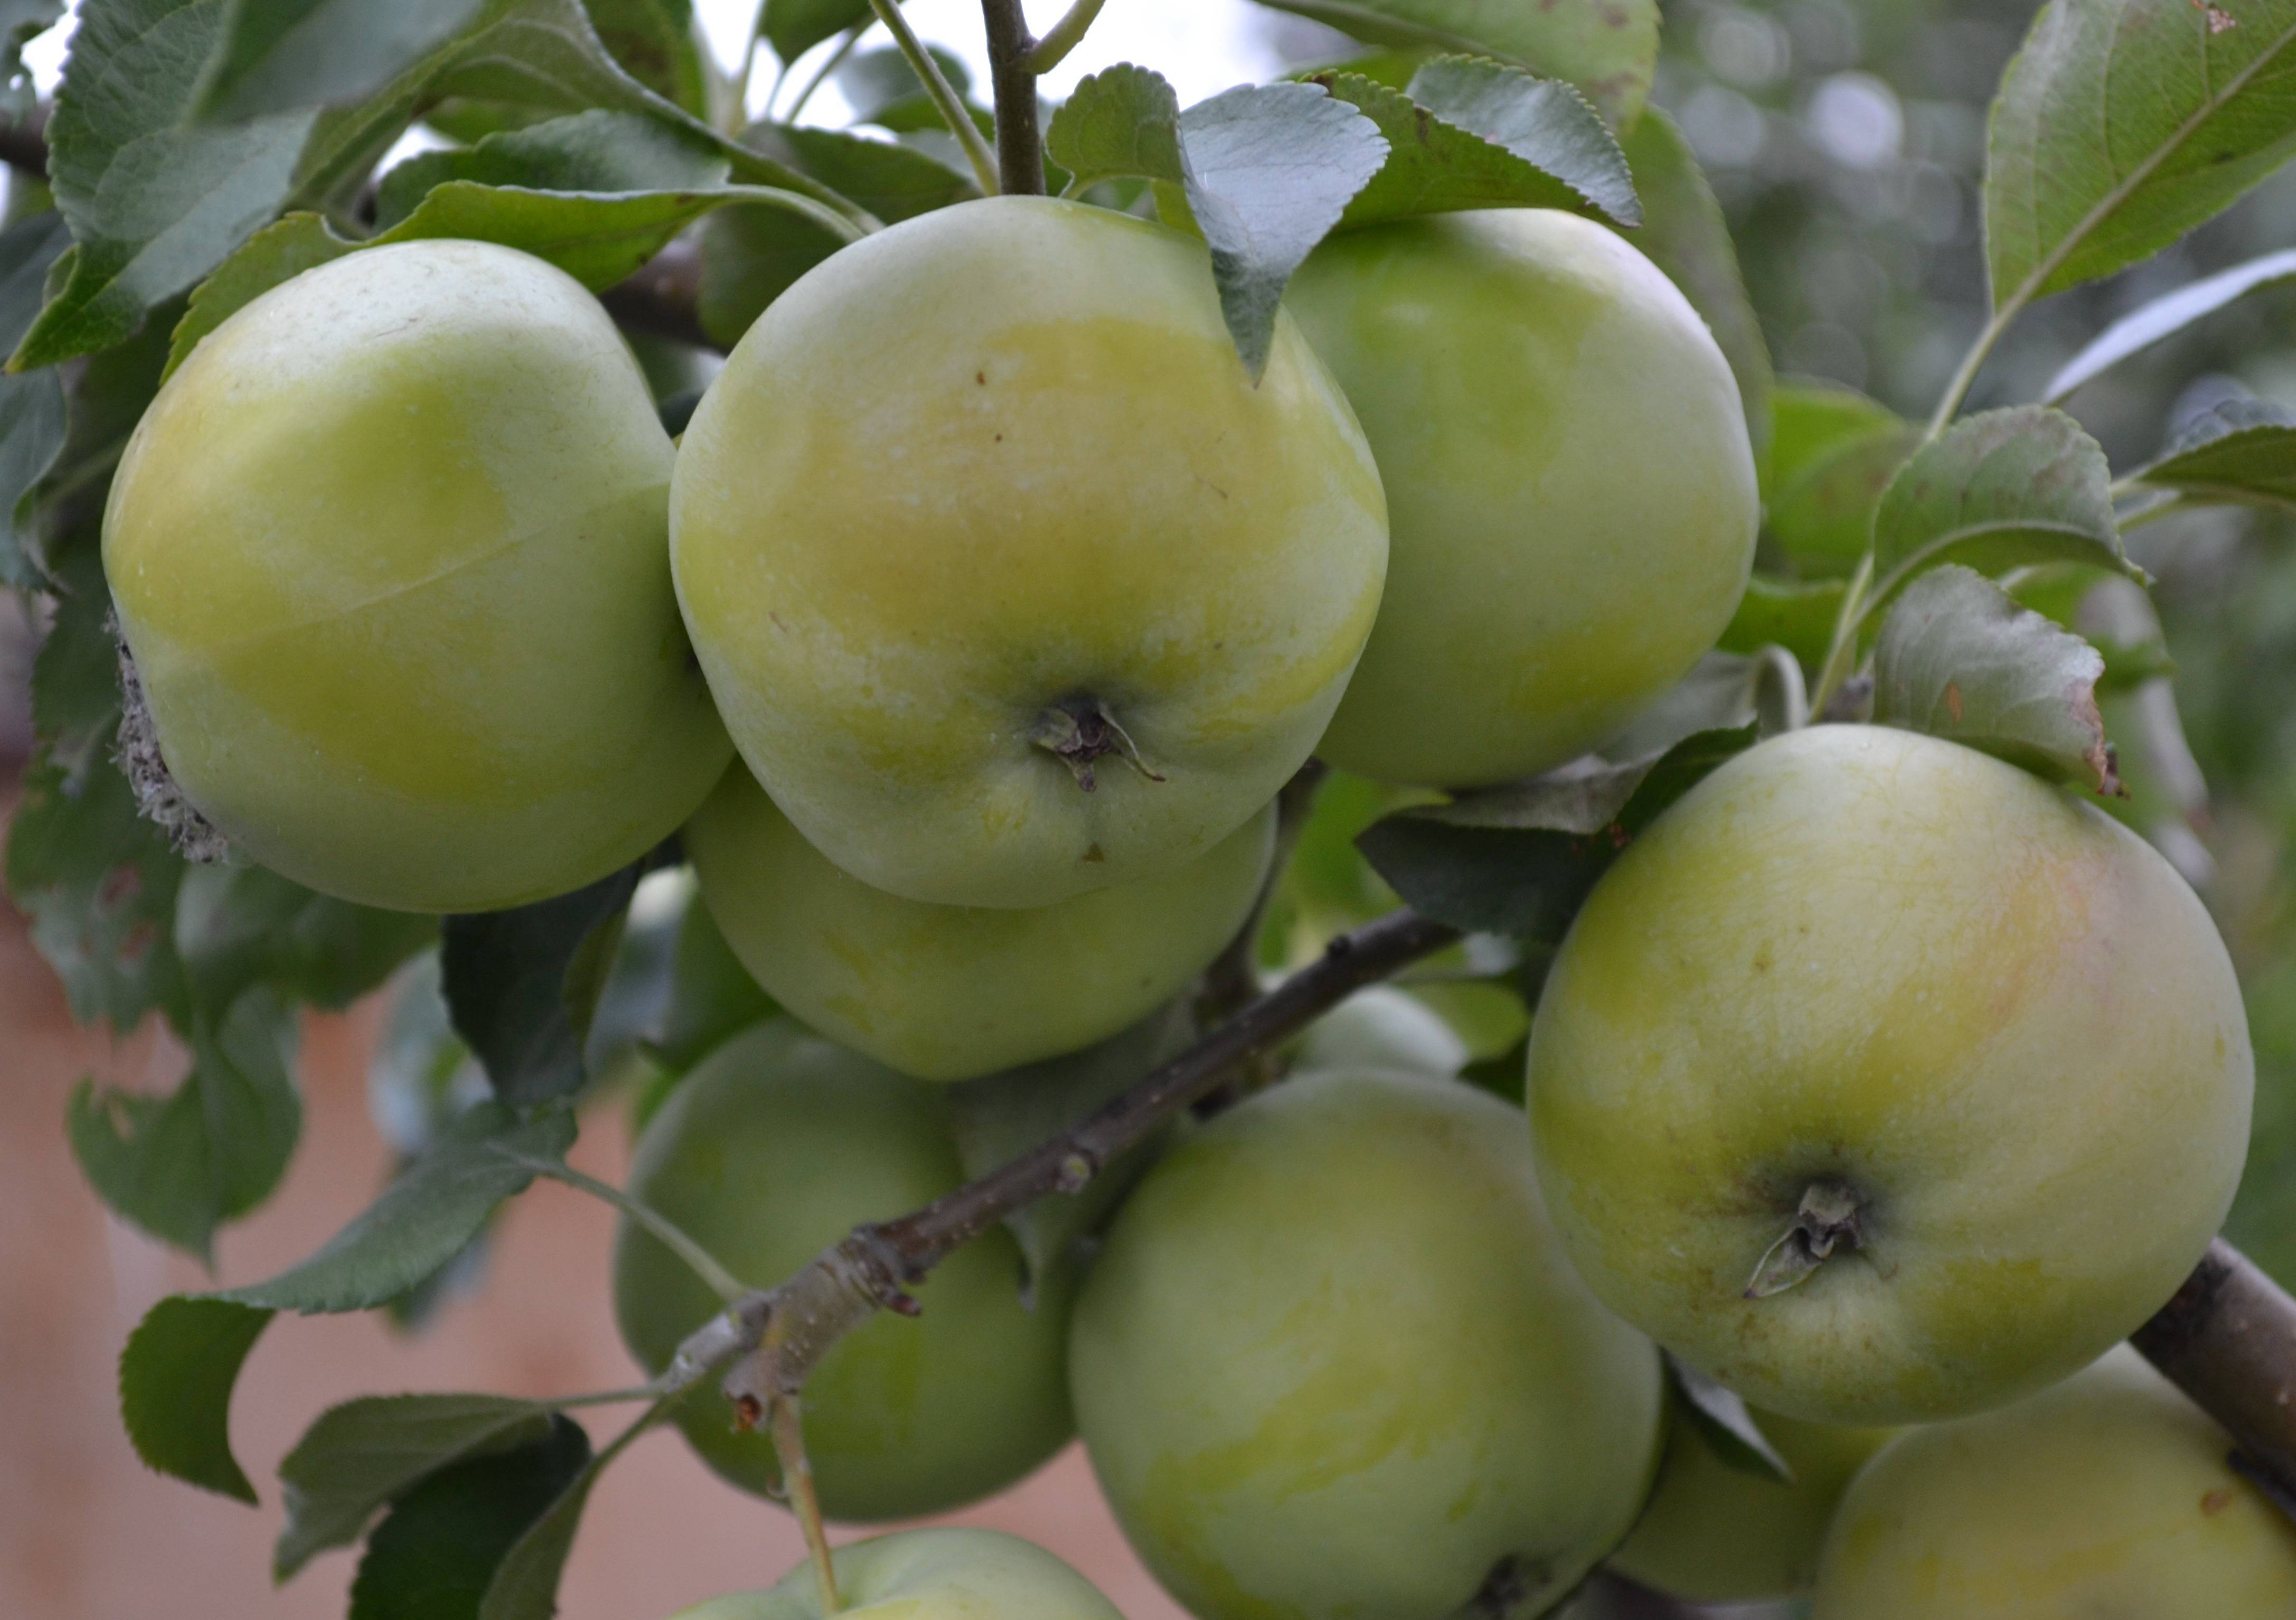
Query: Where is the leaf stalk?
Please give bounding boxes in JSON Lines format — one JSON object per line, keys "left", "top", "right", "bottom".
{"left": 867, "top": 0, "right": 1001, "bottom": 195}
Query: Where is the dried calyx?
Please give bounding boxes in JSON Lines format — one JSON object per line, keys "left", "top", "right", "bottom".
{"left": 1030, "top": 695, "right": 1165, "bottom": 792}
{"left": 113, "top": 635, "right": 229, "bottom": 864}
{"left": 1744, "top": 1180, "right": 1866, "bottom": 1299}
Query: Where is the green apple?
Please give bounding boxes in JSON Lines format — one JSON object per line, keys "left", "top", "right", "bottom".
{"left": 669, "top": 1528, "right": 1123, "bottom": 1620}
{"left": 671, "top": 193, "right": 1388, "bottom": 910}
{"left": 105, "top": 239, "right": 730, "bottom": 912}
{"left": 1285, "top": 209, "right": 1757, "bottom": 788}
{"left": 1606, "top": 1400, "right": 1895, "bottom": 1602}
{"left": 684, "top": 763, "right": 1273, "bottom": 1081}
{"left": 1811, "top": 1346, "right": 2296, "bottom": 1616}
{"left": 1291, "top": 985, "right": 1467, "bottom": 1076}
{"left": 1071, "top": 1069, "right": 1663, "bottom": 1620}
{"left": 613, "top": 1021, "right": 1071, "bottom": 1520}
{"left": 1529, "top": 724, "right": 2252, "bottom": 1425}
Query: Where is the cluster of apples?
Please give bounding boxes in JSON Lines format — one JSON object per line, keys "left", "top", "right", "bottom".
{"left": 101, "top": 189, "right": 2285, "bottom": 1616}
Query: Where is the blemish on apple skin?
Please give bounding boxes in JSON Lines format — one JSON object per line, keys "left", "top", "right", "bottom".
{"left": 2201, "top": 1486, "right": 2235, "bottom": 1516}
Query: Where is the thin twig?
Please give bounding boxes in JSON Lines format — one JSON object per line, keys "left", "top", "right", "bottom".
{"left": 2133, "top": 1238, "right": 2296, "bottom": 1496}
{"left": 786, "top": 21, "right": 874, "bottom": 123}
{"left": 1026, "top": 0, "right": 1107, "bottom": 73}
{"left": 770, "top": 1388, "right": 841, "bottom": 1613}
{"left": 981, "top": 0, "right": 1046, "bottom": 196}
{"left": 868, "top": 0, "right": 1000, "bottom": 194}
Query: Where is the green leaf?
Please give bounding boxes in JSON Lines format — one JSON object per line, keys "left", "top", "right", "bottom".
{"left": 175, "top": 863, "right": 437, "bottom": 1014}
{"left": 1178, "top": 81, "right": 1389, "bottom": 378}
{"left": 162, "top": 212, "right": 356, "bottom": 381}
{"left": 2126, "top": 397, "right": 2296, "bottom": 510}
{"left": 1871, "top": 563, "right": 2121, "bottom": 797}
{"left": 1868, "top": 405, "right": 2132, "bottom": 610}
{"left": 1986, "top": 0, "right": 2296, "bottom": 313}
{"left": 1253, "top": 0, "right": 1659, "bottom": 127}
{"left": 444, "top": 858, "right": 663, "bottom": 1105}
{"left": 946, "top": 1003, "right": 1196, "bottom": 1292}
{"left": 374, "top": 108, "right": 723, "bottom": 227}
{"left": 838, "top": 41, "right": 970, "bottom": 124}
{"left": 651, "top": 897, "right": 776, "bottom": 1075}
{"left": 2045, "top": 247, "right": 2296, "bottom": 402}
{"left": 6, "top": 747, "right": 188, "bottom": 1029}
{"left": 1398, "top": 55, "right": 1635, "bottom": 222}
{"left": 583, "top": 0, "right": 715, "bottom": 118}
{"left": 118, "top": 1294, "right": 275, "bottom": 1502}
{"left": 1615, "top": 105, "right": 1771, "bottom": 461}
{"left": 1050, "top": 67, "right": 1388, "bottom": 378}
{"left": 1762, "top": 385, "right": 1918, "bottom": 576}
{"left": 758, "top": 123, "right": 980, "bottom": 223}
{"left": 69, "top": 988, "right": 302, "bottom": 1259}
{"left": 191, "top": 0, "right": 487, "bottom": 123}
{"left": 697, "top": 198, "right": 844, "bottom": 348}
{"left": 11, "top": 0, "right": 319, "bottom": 370}
{"left": 1717, "top": 575, "right": 1846, "bottom": 675}
{"left": 1667, "top": 1354, "right": 1792, "bottom": 1484}
{"left": 349, "top": 1417, "right": 591, "bottom": 1620}
{"left": 1309, "top": 63, "right": 1630, "bottom": 229}
{"left": 277, "top": 1394, "right": 554, "bottom": 1580}
{"left": 0, "top": 211, "right": 70, "bottom": 584}
{"left": 762, "top": 0, "right": 871, "bottom": 65}
{"left": 221, "top": 1102, "right": 575, "bottom": 1313}
{"left": 370, "top": 954, "right": 490, "bottom": 1157}
{"left": 473, "top": 1443, "right": 614, "bottom": 1620}
{"left": 1356, "top": 726, "right": 1757, "bottom": 938}
{"left": 27, "top": 564, "right": 122, "bottom": 754}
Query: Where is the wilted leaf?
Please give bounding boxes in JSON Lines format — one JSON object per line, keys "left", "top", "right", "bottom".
{"left": 2126, "top": 397, "right": 2296, "bottom": 511}
{"left": 1868, "top": 405, "right": 2131, "bottom": 610}
{"left": 68, "top": 988, "right": 301, "bottom": 1259}
{"left": 2046, "top": 246, "right": 2296, "bottom": 402}
{"left": 1871, "top": 564, "right": 2121, "bottom": 796}
{"left": 1986, "top": 0, "right": 2296, "bottom": 313}
{"left": 1253, "top": 0, "right": 1659, "bottom": 127}
{"left": 277, "top": 1394, "right": 555, "bottom": 1579}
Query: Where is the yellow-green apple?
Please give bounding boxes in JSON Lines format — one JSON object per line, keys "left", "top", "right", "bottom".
{"left": 1284, "top": 209, "right": 1757, "bottom": 788}
{"left": 104, "top": 239, "right": 730, "bottom": 912}
{"left": 1811, "top": 1347, "right": 2296, "bottom": 1616}
{"left": 1070, "top": 1069, "right": 1663, "bottom": 1620}
{"left": 1291, "top": 985, "right": 1467, "bottom": 1076}
{"left": 671, "top": 194, "right": 1387, "bottom": 909}
{"left": 1607, "top": 1400, "right": 1895, "bottom": 1601}
{"left": 683, "top": 763, "right": 1273, "bottom": 1081}
{"left": 613, "top": 1022, "right": 1070, "bottom": 1520}
{"left": 667, "top": 1528, "right": 1123, "bottom": 1620}
{"left": 1529, "top": 724, "right": 2252, "bottom": 1425}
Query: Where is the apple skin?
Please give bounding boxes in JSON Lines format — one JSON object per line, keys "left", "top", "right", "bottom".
{"left": 1811, "top": 1346, "right": 2296, "bottom": 1616}
{"left": 1528, "top": 724, "right": 2252, "bottom": 1426}
{"left": 612, "top": 1022, "right": 1071, "bottom": 1521}
{"left": 1284, "top": 209, "right": 1757, "bottom": 789}
{"left": 103, "top": 239, "right": 730, "bottom": 913}
{"left": 667, "top": 1528, "right": 1124, "bottom": 1620}
{"left": 1291, "top": 985, "right": 1467, "bottom": 1076}
{"left": 684, "top": 763, "right": 1273, "bottom": 1081}
{"left": 1606, "top": 1401, "right": 1895, "bottom": 1602}
{"left": 671, "top": 193, "right": 1388, "bottom": 909}
{"left": 1070, "top": 1069, "right": 1663, "bottom": 1620}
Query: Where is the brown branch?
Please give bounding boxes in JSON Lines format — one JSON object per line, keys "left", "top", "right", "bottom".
{"left": 2134, "top": 1238, "right": 2296, "bottom": 1494}
{"left": 981, "top": 0, "right": 1046, "bottom": 197}
{"left": 0, "top": 107, "right": 47, "bottom": 179}
{"left": 707, "top": 906, "right": 1462, "bottom": 1416}
{"left": 599, "top": 237, "right": 713, "bottom": 352}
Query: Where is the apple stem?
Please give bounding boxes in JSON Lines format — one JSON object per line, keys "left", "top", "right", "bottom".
{"left": 981, "top": 0, "right": 1047, "bottom": 197}
{"left": 1029, "top": 696, "right": 1165, "bottom": 791}
{"left": 1743, "top": 1181, "right": 1864, "bottom": 1299}
{"left": 769, "top": 1386, "right": 842, "bottom": 1613}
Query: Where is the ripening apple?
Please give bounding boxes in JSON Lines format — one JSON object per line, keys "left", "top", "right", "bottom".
{"left": 1070, "top": 1069, "right": 1663, "bottom": 1620}
{"left": 1606, "top": 1401, "right": 1895, "bottom": 1602}
{"left": 1810, "top": 1346, "right": 2296, "bottom": 1616}
{"left": 683, "top": 763, "right": 1273, "bottom": 1081}
{"left": 613, "top": 1022, "right": 1071, "bottom": 1520}
{"left": 104, "top": 239, "right": 730, "bottom": 913}
{"left": 671, "top": 193, "right": 1388, "bottom": 909}
{"left": 1290, "top": 985, "right": 1467, "bottom": 1076}
{"left": 1284, "top": 209, "right": 1757, "bottom": 788}
{"left": 669, "top": 1528, "right": 1123, "bottom": 1620}
{"left": 1529, "top": 724, "right": 2252, "bottom": 1426}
